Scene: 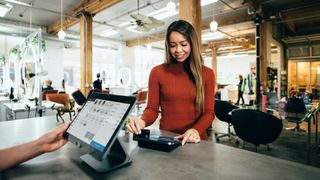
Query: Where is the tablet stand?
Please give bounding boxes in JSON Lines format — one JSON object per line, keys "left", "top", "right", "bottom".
{"left": 80, "top": 138, "right": 132, "bottom": 173}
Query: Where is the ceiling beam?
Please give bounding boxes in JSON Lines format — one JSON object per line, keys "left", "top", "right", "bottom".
{"left": 278, "top": 6, "right": 320, "bottom": 33}
{"left": 48, "top": 0, "right": 123, "bottom": 35}
{"left": 209, "top": 39, "right": 255, "bottom": 49}
{"left": 126, "top": 9, "right": 254, "bottom": 47}
{"left": 126, "top": 33, "right": 165, "bottom": 47}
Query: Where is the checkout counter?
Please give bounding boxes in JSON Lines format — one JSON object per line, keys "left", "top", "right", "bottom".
{"left": 0, "top": 116, "right": 319, "bottom": 179}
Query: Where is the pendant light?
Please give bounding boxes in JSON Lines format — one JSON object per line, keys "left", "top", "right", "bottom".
{"left": 58, "top": 0, "right": 65, "bottom": 40}
{"left": 166, "top": 0, "right": 176, "bottom": 12}
{"left": 210, "top": 4, "right": 218, "bottom": 31}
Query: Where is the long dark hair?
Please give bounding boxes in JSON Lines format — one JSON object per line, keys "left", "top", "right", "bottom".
{"left": 164, "top": 20, "right": 204, "bottom": 112}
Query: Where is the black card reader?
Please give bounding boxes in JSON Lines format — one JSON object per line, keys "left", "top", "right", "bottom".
{"left": 133, "top": 129, "right": 181, "bottom": 152}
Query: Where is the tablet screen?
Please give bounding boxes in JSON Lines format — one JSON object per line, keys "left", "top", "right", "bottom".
{"left": 66, "top": 94, "right": 135, "bottom": 152}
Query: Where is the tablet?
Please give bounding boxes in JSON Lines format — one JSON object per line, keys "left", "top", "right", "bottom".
{"left": 65, "top": 93, "right": 136, "bottom": 153}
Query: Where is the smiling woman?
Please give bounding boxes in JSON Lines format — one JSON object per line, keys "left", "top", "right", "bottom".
{"left": 127, "top": 20, "right": 216, "bottom": 145}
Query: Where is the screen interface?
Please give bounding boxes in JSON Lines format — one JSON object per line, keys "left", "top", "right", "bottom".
{"left": 67, "top": 98, "right": 130, "bottom": 152}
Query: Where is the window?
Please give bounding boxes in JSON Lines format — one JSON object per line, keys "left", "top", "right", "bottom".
{"left": 134, "top": 47, "right": 163, "bottom": 88}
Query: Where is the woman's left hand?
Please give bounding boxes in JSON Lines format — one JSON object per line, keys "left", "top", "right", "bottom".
{"left": 174, "top": 128, "right": 200, "bottom": 145}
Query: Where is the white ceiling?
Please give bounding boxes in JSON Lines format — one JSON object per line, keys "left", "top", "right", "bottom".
{"left": 0, "top": 0, "right": 246, "bottom": 42}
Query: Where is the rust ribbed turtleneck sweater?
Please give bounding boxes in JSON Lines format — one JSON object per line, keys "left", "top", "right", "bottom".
{"left": 141, "top": 62, "right": 215, "bottom": 140}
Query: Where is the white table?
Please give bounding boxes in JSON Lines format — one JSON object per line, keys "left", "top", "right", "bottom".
{"left": 4, "top": 100, "right": 56, "bottom": 120}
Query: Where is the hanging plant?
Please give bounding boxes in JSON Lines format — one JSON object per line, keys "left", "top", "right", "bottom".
{"left": 31, "top": 35, "right": 47, "bottom": 53}
{"left": 0, "top": 55, "right": 7, "bottom": 66}
{"left": 9, "top": 47, "right": 22, "bottom": 60}
{"left": 9, "top": 47, "right": 18, "bottom": 56}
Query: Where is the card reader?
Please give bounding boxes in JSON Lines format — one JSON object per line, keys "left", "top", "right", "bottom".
{"left": 133, "top": 129, "right": 181, "bottom": 152}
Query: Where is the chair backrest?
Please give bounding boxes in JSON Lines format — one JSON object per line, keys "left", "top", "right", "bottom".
{"left": 285, "top": 97, "right": 306, "bottom": 114}
{"left": 101, "top": 89, "right": 110, "bottom": 94}
{"left": 231, "top": 109, "right": 283, "bottom": 146}
{"left": 71, "top": 89, "right": 87, "bottom": 106}
{"left": 214, "top": 100, "right": 238, "bottom": 123}
{"left": 136, "top": 91, "right": 148, "bottom": 104}
{"left": 42, "top": 90, "right": 58, "bottom": 100}
{"left": 46, "top": 93, "right": 69, "bottom": 105}
{"left": 267, "top": 92, "right": 278, "bottom": 105}
{"left": 87, "top": 88, "right": 102, "bottom": 99}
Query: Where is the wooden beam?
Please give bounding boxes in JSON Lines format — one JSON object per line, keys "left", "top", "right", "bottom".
{"left": 279, "top": 6, "right": 320, "bottom": 33}
{"left": 179, "top": 0, "right": 202, "bottom": 38}
{"left": 211, "top": 47, "right": 218, "bottom": 80}
{"left": 259, "top": 22, "right": 268, "bottom": 91}
{"left": 80, "top": 14, "right": 93, "bottom": 95}
{"left": 48, "top": 0, "right": 123, "bottom": 35}
{"left": 126, "top": 33, "right": 165, "bottom": 47}
{"left": 127, "top": 10, "right": 253, "bottom": 47}
{"left": 210, "top": 40, "right": 255, "bottom": 49}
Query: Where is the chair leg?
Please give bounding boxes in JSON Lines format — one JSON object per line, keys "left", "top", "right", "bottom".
{"left": 266, "top": 145, "right": 270, "bottom": 151}
{"left": 285, "top": 122, "right": 306, "bottom": 132}
{"left": 296, "top": 123, "right": 300, "bottom": 131}
{"left": 215, "top": 123, "right": 237, "bottom": 143}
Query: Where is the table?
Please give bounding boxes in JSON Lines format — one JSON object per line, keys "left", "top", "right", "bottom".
{"left": 3, "top": 100, "right": 56, "bottom": 120}
{"left": 0, "top": 96, "right": 10, "bottom": 121}
{"left": 1, "top": 117, "right": 320, "bottom": 180}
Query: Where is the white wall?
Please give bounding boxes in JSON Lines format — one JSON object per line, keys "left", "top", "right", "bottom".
{"left": 217, "top": 54, "right": 256, "bottom": 85}
{"left": 43, "top": 40, "right": 68, "bottom": 91}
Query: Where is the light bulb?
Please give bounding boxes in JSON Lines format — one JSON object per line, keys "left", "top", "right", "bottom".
{"left": 210, "top": 20, "right": 218, "bottom": 31}
{"left": 166, "top": 1, "right": 176, "bottom": 12}
{"left": 58, "top": 29, "right": 66, "bottom": 40}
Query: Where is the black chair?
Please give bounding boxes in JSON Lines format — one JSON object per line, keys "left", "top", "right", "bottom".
{"left": 285, "top": 97, "right": 307, "bottom": 132}
{"left": 214, "top": 100, "right": 238, "bottom": 142}
{"left": 231, "top": 109, "right": 283, "bottom": 151}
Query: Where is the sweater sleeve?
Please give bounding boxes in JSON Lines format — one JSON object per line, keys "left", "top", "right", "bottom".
{"left": 193, "top": 68, "right": 216, "bottom": 135}
{"left": 141, "top": 67, "right": 160, "bottom": 126}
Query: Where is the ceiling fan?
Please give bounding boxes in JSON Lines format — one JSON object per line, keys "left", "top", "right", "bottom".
{"left": 129, "top": 0, "right": 165, "bottom": 32}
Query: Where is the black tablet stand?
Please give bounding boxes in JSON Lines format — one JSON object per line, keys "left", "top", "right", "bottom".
{"left": 80, "top": 138, "right": 131, "bottom": 173}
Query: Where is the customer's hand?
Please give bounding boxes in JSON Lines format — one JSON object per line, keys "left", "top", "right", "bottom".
{"left": 126, "top": 117, "right": 146, "bottom": 134}
{"left": 174, "top": 128, "right": 200, "bottom": 145}
{"left": 35, "top": 123, "right": 69, "bottom": 153}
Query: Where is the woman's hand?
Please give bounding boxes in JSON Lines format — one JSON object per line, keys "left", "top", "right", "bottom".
{"left": 126, "top": 117, "right": 146, "bottom": 134}
{"left": 174, "top": 128, "right": 200, "bottom": 145}
{"left": 35, "top": 123, "right": 69, "bottom": 153}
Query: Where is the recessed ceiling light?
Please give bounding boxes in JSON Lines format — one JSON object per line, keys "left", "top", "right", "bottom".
{"left": 201, "top": 0, "right": 218, "bottom": 6}
{"left": 0, "top": 3, "right": 12, "bottom": 17}
{"left": 100, "top": 28, "right": 118, "bottom": 37}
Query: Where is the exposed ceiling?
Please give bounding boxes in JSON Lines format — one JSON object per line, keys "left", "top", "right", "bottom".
{"left": 0, "top": 0, "right": 319, "bottom": 52}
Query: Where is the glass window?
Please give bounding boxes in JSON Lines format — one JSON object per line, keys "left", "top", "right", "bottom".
{"left": 134, "top": 47, "right": 163, "bottom": 88}
{"left": 288, "top": 61, "right": 297, "bottom": 91}
{"left": 288, "top": 60, "right": 320, "bottom": 95}
{"left": 297, "top": 62, "right": 310, "bottom": 92}
{"left": 92, "top": 48, "right": 118, "bottom": 88}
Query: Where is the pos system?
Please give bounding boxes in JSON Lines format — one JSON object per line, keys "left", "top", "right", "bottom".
{"left": 133, "top": 129, "right": 181, "bottom": 152}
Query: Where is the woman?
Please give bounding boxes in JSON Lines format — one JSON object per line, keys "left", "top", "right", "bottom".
{"left": 236, "top": 75, "right": 245, "bottom": 105}
{"left": 127, "top": 20, "right": 215, "bottom": 145}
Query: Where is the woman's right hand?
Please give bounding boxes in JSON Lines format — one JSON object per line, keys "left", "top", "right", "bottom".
{"left": 126, "top": 117, "right": 146, "bottom": 134}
